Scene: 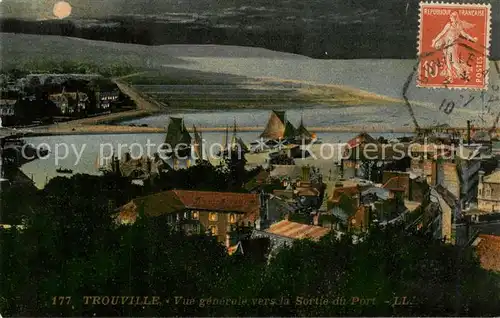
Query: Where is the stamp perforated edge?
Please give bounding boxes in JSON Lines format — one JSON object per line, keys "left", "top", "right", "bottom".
{"left": 416, "top": 1, "right": 492, "bottom": 90}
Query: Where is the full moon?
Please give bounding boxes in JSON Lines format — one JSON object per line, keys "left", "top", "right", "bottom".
{"left": 53, "top": 1, "right": 72, "bottom": 19}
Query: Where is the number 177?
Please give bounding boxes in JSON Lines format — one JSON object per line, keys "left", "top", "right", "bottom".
{"left": 52, "top": 296, "right": 71, "bottom": 305}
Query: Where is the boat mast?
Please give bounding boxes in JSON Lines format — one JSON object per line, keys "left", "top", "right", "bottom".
{"left": 225, "top": 124, "right": 229, "bottom": 151}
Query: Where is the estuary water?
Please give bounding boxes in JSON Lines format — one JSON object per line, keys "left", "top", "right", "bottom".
{"left": 20, "top": 130, "right": 412, "bottom": 189}
{"left": 19, "top": 58, "right": 500, "bottom": 188}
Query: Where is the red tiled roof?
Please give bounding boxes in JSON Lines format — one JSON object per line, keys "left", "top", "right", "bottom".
{"left": 265, "top": 220, "right": 330, "bottom": 241}
{"left": 382, "top": 176, "right": 407, "bottom": 192}
{"left": 172, "top": 190, "right": 260, "bottom": 221}
{"left": 115, "top": 190, "right": 261, "bottom": 224}
{"left": 476, "top": 234, "right": 500, "bottom": 272}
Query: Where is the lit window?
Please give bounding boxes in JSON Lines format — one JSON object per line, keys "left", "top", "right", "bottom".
{"left": 208, "top": 225, "right": 218, "bottom": 236}
{"left": 229, "top": 214, "right": 237, "bottom": 224}
{"left": 192, "top": 211, "right": 199, "bottom": 220}
{"left": 209, "top": 213, "right": 218, "bottom": 222}
{"left": 183, "top": 211, "right": 188, "bottom": 219}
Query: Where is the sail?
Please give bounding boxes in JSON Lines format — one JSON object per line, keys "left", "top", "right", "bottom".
{"left": 296, "top": 117, "right": 312, "bottom": 139}
{"left": 260, "top": 110, "right": 286, "bottom": 140}
{"left": 283, "top": 121, "right": 297, "bottom": 139}
{"left": 165, "top": 117, "right": 191, "bottom": 147}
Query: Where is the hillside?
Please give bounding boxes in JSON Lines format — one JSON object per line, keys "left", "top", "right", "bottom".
{"left": 0, "top": 0, "right": 498, "bottom": 59}
{"left": 0, "top": 32, "right": 186, "bottom": 69}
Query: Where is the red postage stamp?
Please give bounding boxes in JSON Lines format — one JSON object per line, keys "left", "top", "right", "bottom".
{"left": 417, "top": 2, "right": 491, "bottom": 89}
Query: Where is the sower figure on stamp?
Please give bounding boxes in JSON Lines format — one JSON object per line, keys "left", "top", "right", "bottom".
{"left": 431, "top": 11, "right": 477, "bottom": 84}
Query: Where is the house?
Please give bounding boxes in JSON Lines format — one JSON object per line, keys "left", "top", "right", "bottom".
{"left": 266, "top": 165, "right": 325, "bottom": 209}
{"left": 345, "top": 132, "right": 378, "bottom": 149}
{"left": 382, "top": 171, "right": 429, "bottom": 202}
{"left": 411, "top": 144, "right": 481, "bottom": 210}
{"left": 293, "top": 165, "right": 325, "bottom": 209}
{"left": 49, "top": 90, "right": 89, "bottom": 114}
{"left": 447, "top": 146, "right": 482, "bottom": 210}
{"left": 96, "top": 89, "right": 120, "bottom": 109}
{"left": 477, "top": 170, "right": 500, "bottom": 213}
{"left": 326, "top": 176, "right": 413, "bottom": 232}
{"left": 473, "top": 234, "right": 500, "bottom": 272}
{"left": 429, "top": 185, "right": 459, "bottom": 243}
{"left": 382, "top": 175, "right": 408, "bottom": 202}
{"left": 114, "top": 190, "right": 263, "bottom": 246}
{"left": 328, "top": 184, "right": 364, "bottom": 231}
{"left": 0, "top": 99, "right": 16, "bottom": 126}
{"left": 342, "top": 133, "right": 410, "bottom": 180}
{"left": 69, "top": 92, "right": 89, "bottom": 111}
{"left": 48, "top": 94, "right": 69, "bottom": 114}
{"left": 409, "top": 143, "right": 453, "bottom": 185}
{"left": 0, "top": 99, "right": 16, "bottom": 117}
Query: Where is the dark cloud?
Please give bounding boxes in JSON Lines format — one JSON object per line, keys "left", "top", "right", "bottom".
{"left": 0, "top": 0, "right": 498, "bottom": 58}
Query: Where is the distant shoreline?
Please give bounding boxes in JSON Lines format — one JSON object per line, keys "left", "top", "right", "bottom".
{"left": 23, "top": 125, "right": 417, "bottom": 137}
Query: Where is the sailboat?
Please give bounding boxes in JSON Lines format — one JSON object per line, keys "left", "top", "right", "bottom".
{"left": 192, "top": 125, "right": 207, "bottom": 162}
{"left": 219, "top": 119, "right": 249, "bottom": 157}
{"left": 294, "top": 113, "right": 319, "bottom": 144}
{"left": 162, "top": 117, "right": 192, "bottom": 158}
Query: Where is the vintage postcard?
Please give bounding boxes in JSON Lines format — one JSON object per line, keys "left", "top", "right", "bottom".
{"left": 0, "top": 0, "right": 500, "bottom": 317}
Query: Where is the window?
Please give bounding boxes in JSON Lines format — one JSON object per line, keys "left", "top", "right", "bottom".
{"left": 209, "top": 212, "right": 218, "bottom": 222}
{"left": 208, "top": 225, "right": 218, "bottom": 236}
{"left": 183, "top": 211, "right": 188, "bottom": 219}
{"left": 229, "top": 213, "right": 237, "bottom": 224}
{"left": 192, "top": 211, "right": 199, "bottom": 220}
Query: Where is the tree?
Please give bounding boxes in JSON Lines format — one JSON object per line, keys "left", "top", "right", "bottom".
{"left": 2, "top": 173, "right": 500, "bottom": 317}
{"left": 222, "top": 149, "right": 248, "bottom": 191}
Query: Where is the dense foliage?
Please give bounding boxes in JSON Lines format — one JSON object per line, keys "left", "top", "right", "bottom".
{"left": 1, "top": 171, "right": 500, "bottom": 316}
{"left": 1, "top": 60, "right": 136, "bottom": 78}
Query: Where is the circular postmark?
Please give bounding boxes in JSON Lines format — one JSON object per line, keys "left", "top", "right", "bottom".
{"left": 403, "top": 2, "right": 498, "bottom": 137}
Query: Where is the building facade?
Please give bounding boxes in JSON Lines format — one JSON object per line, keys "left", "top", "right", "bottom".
{"left": 477, "top": 170, "right": 500, "bottom": 213}
{"left": 0, "top": 99, "right": 16, "bottom": 116}
{"left": 114, "top": 190, "right": 262, "bottom": 246}
{"left": 410, "top": 145, "right": 481, "bottom": 210}
{"left": 96, "top": 90, "right": 120, "bottom": 109}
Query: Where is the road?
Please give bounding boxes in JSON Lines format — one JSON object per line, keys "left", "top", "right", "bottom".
{"left": 113, "top": 79, "right": 165, "bottom": 112}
